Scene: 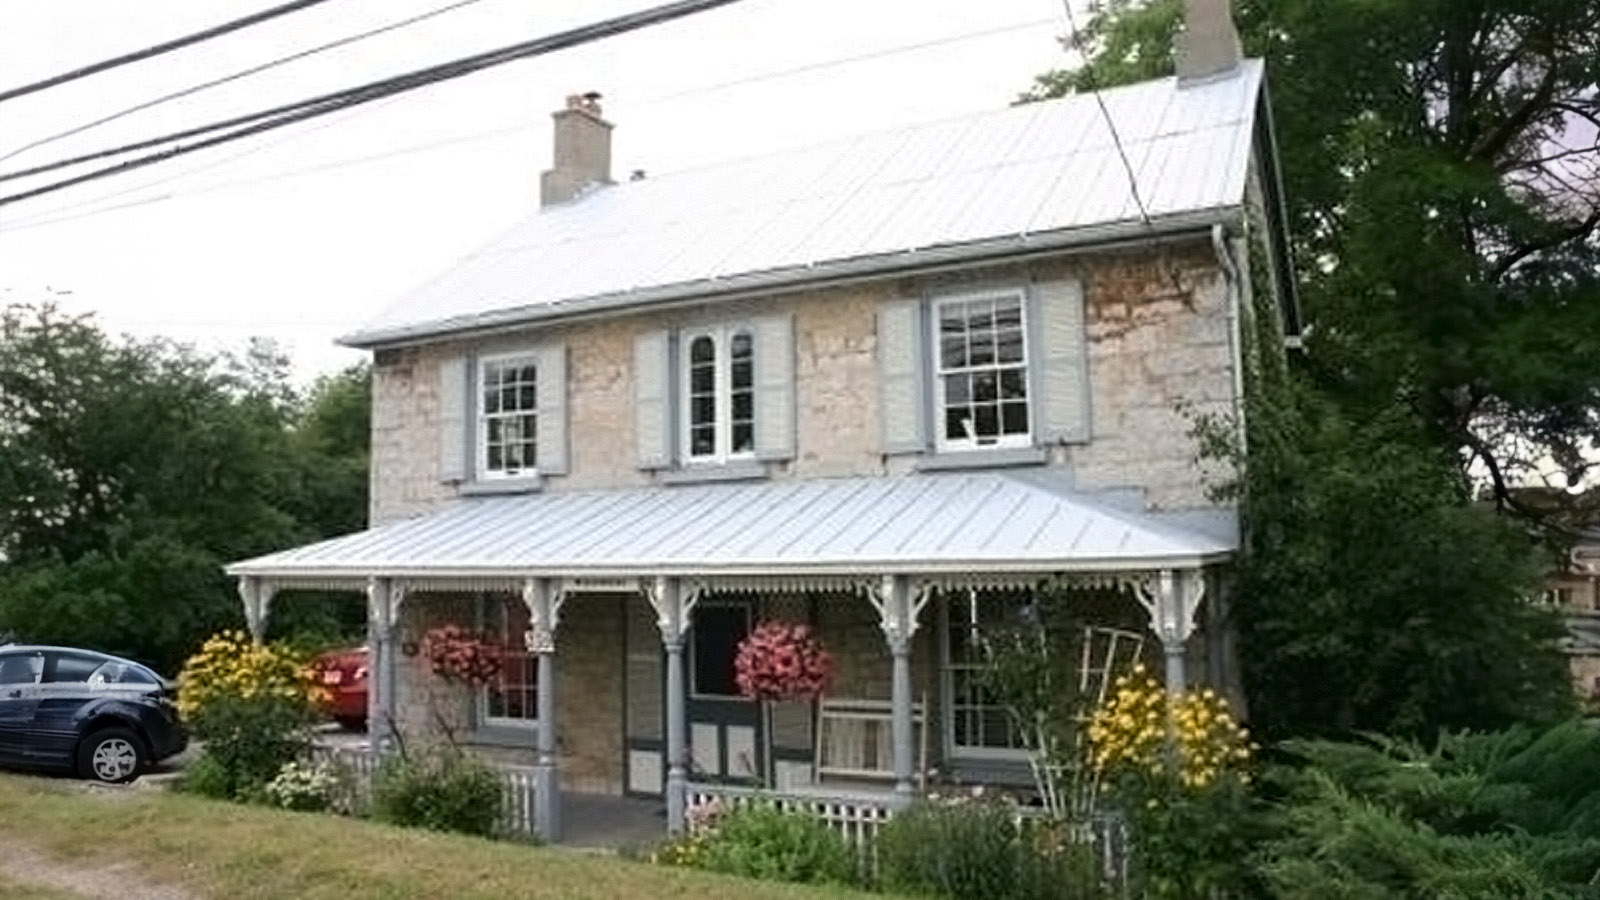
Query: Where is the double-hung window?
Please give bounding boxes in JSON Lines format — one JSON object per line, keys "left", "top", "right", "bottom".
{"left": 480, "top": 594, "right": 537, "bottom": 727}
{"left": 479, "top": 355, "right": 538, "bottom": 478}
{"left": 680, "top": 326, "right": 756, "bottom": 464}
{"left": 934, "top": 292, "right": 1030, "bottom": 451}
{"left": 942, "top": 591, "right": 1030, "bottom": 758}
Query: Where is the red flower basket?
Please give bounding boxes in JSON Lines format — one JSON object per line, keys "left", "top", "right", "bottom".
{"left": 734, "top": 621, "right": 833, "bottom": 703}
{"left": 423, "top": 625, "right": 502, "bottom": 687}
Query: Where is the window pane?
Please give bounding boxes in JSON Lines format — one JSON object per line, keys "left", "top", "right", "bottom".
{"left": 969, "top": 329, "right": 995, "bottom": 366}
{"left": 1002, "top": 402, "right": 1029, "bottom": 435}
{"left": 733, "top": 423, "right": 754, "bottom": 453}
{"left": 940, "top": 334, "right": 967, "bottom": 369}
{"left": 731, "top": 359, "right": 753, "bottom": 389}
{"left": 501, "top": 386, "right": 517, "bottom": 410}
{"left": 518, "top": 383, "right": 537, "bottom": 410}
{"left": 519, "top": 365, "right": 537, "bottom": 385}
{"left": 690, "top": 336, "right": 715, "bottom": 363}
{"left": 46, "top": 654, "right": 101, "bottom": 683}
{"left": 1000, "top": 368, "right": 1026, "bottom": 399}
{"left": 487, "top": 444, "right": 503, "bottom": 471}
{"left": 730, "top": 331, "right": 752, "bottom": 359}
{"left": 973, "top": 404, "right": 999, "bottom": 438}
{"left": 691, "top": 426, "right": 715, "bottom": 456}
{"left": 945, "top": 407, "right": 971, "bottom": 441}
{"left": 485, "top": 595, "right": 537, "bottom": 722}
{"left": 969, "top": 301, "right": 995, "bottom": 332}
{"left": 944, "top": 373, "right": 970, "bottom": 404}
{"left": 995, "top": 299, "right": 1022, "bottom": 329}
{"left": 484, "top": 387, "right": 500, "bottom": 414}
{"left": 732, "top": 391, "right": 753, "bottom": 421}
{"left": 972, "top": 371, "right": 998, "bottom": 403}
{"left": 997, "top": 329, "right": 1024, "bottom": 364}
{"left": 692, "top": 396, "right": 715, "bottom": 425}
{"left": 691, "top": 364, "right": 714, "bottom": 394}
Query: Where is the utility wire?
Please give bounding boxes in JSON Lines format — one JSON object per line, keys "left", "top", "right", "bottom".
{"left": 0, "top": 15, "right": 1062, "bottom": 230}
{"left": 0, "top": 0, "right": 339, "bottom": 104}
{"left": 1057, "top": 0, "right": 1151, "bottom": 225}
{"left": 0, "top": 0, "right": 486, "bottom": 163}
{"left": 0, "top": 0, "right": 744, "bottom": 200}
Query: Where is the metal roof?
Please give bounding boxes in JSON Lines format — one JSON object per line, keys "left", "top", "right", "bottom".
{"left": 227, "top": 471, "right": 1235, "bottom": 582}
{"left": 345, "top": 61, "right": 1265, "bottom": 347}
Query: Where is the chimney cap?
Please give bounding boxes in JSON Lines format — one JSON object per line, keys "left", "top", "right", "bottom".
{"left": 565, "top": 91, "right": 604, "bottom": 117}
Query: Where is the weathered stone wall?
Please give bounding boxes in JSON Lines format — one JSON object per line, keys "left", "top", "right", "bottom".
{"left": 369, "top": 240, "right": 1237, "bottom": 524}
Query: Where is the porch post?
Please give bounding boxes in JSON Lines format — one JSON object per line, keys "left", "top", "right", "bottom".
{"left": 238, "top": 577, "right": 276, "bottom": 644}
{"left": 522, "top": 577, "right": 565, "bottom": 843}
{"left": 647, "top": 576, "right": 698, "bottom": 835}
{"left": 870, "top": 574, "right": 929, "bottom": 800}
{"left": 1146, "top": 569, "right": 1205, "bottom": 694}
{"left": 366, "top": 577, "right": 402, "bottom": 754}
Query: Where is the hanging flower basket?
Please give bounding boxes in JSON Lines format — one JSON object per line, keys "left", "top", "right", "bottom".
{"left": 422, "top": 625, "right": 502, "bottom": 686}
{"left": 734, "top": 621, "right": 833, "bottom": 702}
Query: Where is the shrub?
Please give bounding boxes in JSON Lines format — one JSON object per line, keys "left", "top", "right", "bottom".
{"left": 262, "top": 759, "right": 349, "bottom": 813}
{"left": 180, "top": 750, "right": 234, "bottom": 799}
{"left": 878, "top": 798, "right": 1116, "bottom": 899}
{"left": 691, "top": 803, "right": 857, "bottom": 886}
{"left": 371, "top": 747, "right": 503, "bottom": 837}
{"left": 176, "top": 631, "right": 321, "bottom": 799}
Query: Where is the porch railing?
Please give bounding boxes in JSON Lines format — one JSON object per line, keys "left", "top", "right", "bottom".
{"left": 685, "top": 781, "right": 1129, "bottom": 887}
{"left": 308, "top": 741, "right": 543, "bottom": 840}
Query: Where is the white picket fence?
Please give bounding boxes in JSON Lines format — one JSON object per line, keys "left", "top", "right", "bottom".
{"left": 686, "top": 782, "right": 897, "bottom": 853}
{"left": 308, "top": 742, "right": 543, "bottom": 839}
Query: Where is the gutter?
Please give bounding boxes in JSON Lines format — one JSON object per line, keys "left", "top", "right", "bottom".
{"left": 340, "top": 206, "right": 1243, "bottom": 350}
{"left": 1212, "top": 223, "right": 1248, "bottom": 454}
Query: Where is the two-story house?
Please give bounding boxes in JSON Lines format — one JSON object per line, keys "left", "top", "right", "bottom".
{"left": 228, "top": 0, "right": 1297, "bottom": 842}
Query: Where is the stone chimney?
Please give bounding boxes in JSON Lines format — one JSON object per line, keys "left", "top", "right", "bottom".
{"left": 1175, "top": 0, "right": 1242, "bottom": 83}
{"left": 540, "top": 92, "right": 612, "bottom": 207}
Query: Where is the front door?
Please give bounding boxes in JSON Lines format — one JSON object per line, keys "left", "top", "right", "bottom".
{"left": 0, "top": 651, "right": 44, "bottom": 764}
{"left": 686, "top": 599, "right": 763, "bottom": 783}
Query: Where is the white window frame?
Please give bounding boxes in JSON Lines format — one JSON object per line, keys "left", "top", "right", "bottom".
{"left": 476, "top": 594, "right": 538, "bottom": 730}
{"left": 931, "top": 290, "right": 1033, "bottom": 453}
{"left": 476, "top": 352, "right": 540, "bottom": 481}
{"left": 939, "top": 591, "right": 1030, "bottom": 761}
{"left": 678, "top": 324, "right": 757, "bottom": 465}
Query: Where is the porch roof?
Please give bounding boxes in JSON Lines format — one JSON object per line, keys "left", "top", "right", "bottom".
{"left": 226, "top": 471, "right": 1235, "bottom": 584}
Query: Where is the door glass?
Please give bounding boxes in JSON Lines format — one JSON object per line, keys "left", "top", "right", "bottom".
{"left": 0, "top": 654, "right": 42, "bottom": 684}
{"left": 692, "top": 604, "right": 751, "bottom": 698}
{"left": 46, "top": 654, "right": 102, "bottom": 683}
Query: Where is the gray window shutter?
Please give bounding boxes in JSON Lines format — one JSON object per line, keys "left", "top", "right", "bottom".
{"left": 877, "top": 299, "right": 927, "bottom": 454}
{"left": 752, "top": 314, "right": 795, "bottom": 461}
{"left": 535, "top": 343, "right": 568, "bottom": 475}
{"left": 437, "top": 355, "right": 469, "bottom": 483}
{"left": 634, "top": 330, "right": 674, "bottom": 470}
{"left": 1030, "top": 279, "right": 1091, "bottom": 443}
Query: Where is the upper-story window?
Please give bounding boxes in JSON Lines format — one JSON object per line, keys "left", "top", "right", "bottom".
{"left": 681, "top": 326, "right": 756, "bottom": 463}
{"left": 934, "top": 292, "right": 1030, "bottom": 451}
{"left": 479, "top": 355, "right": 538, "bottom": 479}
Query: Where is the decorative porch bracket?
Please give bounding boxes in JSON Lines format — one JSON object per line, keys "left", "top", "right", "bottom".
{"left": 238, "top": 577, "right": 278, "bottom": 644}
{"left": 645, "top": 576, "right": 702, "bottom": 835}
{"left": 366, "top": 577, "right": 406, "bottom": 754}
{"left": 520, "top": 577, "right": 566, "bottom": 842}
{"left": 1132, "top": 569, "right": 1206, "bottom": 693}
{"left": 864, "top": 574, "right": 932, "bottom": 800}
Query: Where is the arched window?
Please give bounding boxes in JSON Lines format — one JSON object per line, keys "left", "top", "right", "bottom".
{"left": 682, "top": 326, "right": 756, "bottom": 462}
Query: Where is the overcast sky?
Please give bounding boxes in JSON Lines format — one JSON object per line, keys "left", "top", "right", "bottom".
{"left": 0, "top": 0, "right": 1075, "bottom": 380}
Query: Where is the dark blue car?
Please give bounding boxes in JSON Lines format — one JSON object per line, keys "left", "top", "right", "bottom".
{"left": 0, "top": 644, "right": 186, "bottom": 783}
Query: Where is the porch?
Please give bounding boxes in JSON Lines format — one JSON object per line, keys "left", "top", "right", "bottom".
{"left": 227, "top": 472, "right": 1236, "bottom": 845}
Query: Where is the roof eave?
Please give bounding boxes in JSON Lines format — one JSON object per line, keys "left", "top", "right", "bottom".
{"left": 339, "top": 206, "right": 1242, "bottom": 350}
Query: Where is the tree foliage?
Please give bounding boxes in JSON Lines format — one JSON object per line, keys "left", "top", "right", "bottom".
{"left": 1027, "top": 0, "right": 1591, "bottom": 737}
{"left": 0, "top": 301, "right": 369, "bottom": 672}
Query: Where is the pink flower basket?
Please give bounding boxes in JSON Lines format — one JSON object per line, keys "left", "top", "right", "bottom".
{"left": 734, "top": 621, "right": 834, "bottom": 703}
{"left": 423, "top": 625, "right": 502, "bottom": 687}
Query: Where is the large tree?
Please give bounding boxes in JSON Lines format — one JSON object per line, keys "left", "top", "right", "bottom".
{"left": 0, "top": 302, "right": 369, "bottom": 671}
{"left": 1028, "top": 0, "right": 1593, "bottom": 737}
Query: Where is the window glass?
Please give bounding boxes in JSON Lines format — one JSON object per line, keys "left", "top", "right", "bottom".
{"left": 945, "top": 591, "right": 1031, "bottom": 753}
{"left": 935, "top": 294, "right": 1030, "bottom": 450}
{"left": 682, "top": 327, "right": 757, "bottom": 462}
{"left": 46, "top": 654, "right": 103, "bottom": 683}
{"left": 0, "top": 653, "right": 42, "bottom": 685}
{"left": 483, "top": 595, "right": 537, "bottom": 724}
{"left": 480, "top": 358, "right": 537, "bottom": 477}
{"left": 692, "top": 603, "right": 751, "bottom": 698}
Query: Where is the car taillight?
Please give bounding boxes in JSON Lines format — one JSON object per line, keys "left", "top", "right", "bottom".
{"left": 353, "top": 666, "right": 368, "bottom": 681}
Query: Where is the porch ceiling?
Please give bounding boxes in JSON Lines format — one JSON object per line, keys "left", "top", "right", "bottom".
{"left": 225, "top": 471, "right": 1235, "bottom": 584}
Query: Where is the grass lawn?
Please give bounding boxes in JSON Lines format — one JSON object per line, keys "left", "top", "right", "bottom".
{"left": 0, "top": 774, "right": 873, "bottom": 900}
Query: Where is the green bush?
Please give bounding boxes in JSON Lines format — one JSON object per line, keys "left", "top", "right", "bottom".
{"left": 186, "top": 693, "right": 316, "bottom": 799}
{"left": 180, "top": 750, "right": 234, "bottom": 799}
{"left": 877, "top": 801, "right": 1107, "bottom": 899}
{"left": 695, "top": 804, "right": 857, "bottom": 886}
{"left": 371, "top": 747, "right": 503, "bottom": 837}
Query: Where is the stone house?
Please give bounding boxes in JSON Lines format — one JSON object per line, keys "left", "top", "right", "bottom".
{"left": 228, "top": 0, "right": 1297, "bottom": 841}
{"left": 1542, "top": 526, "right": 1600, "bottom": 704}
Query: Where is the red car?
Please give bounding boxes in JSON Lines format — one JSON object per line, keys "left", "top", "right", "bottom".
{"left": 309, "top": 647, "right": 368, "bottom": 730}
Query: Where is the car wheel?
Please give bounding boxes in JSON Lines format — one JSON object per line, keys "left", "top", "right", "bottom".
{"left": 78, "top": 727, "right": 147, "bottom": 784}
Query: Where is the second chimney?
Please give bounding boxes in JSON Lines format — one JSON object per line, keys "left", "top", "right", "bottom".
{"left": 540, "top": 92, "right": 612, "bottom": 207}
{"left": 1176, "top": 0, "right": 1242, "bottom": 83}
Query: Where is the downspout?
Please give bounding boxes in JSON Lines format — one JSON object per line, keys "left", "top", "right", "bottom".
{"left": 1211, "top": 224, "right": 1247, "bottom": 455}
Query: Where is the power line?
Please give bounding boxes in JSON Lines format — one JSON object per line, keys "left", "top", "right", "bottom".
{"left": 1056, "top": 0, "right": 1150, "bottom": 225}
{"left": 0, "top": 0, "right": 486, "bottom": 164}
{"left": 0, "top": 16, "right": 1062, "bottom": 231}
{"left": 0, "top": 0, "right": 746, "bottom": 205}
{"left": 0, "top": 0, "right": 339, "bottom": 104}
